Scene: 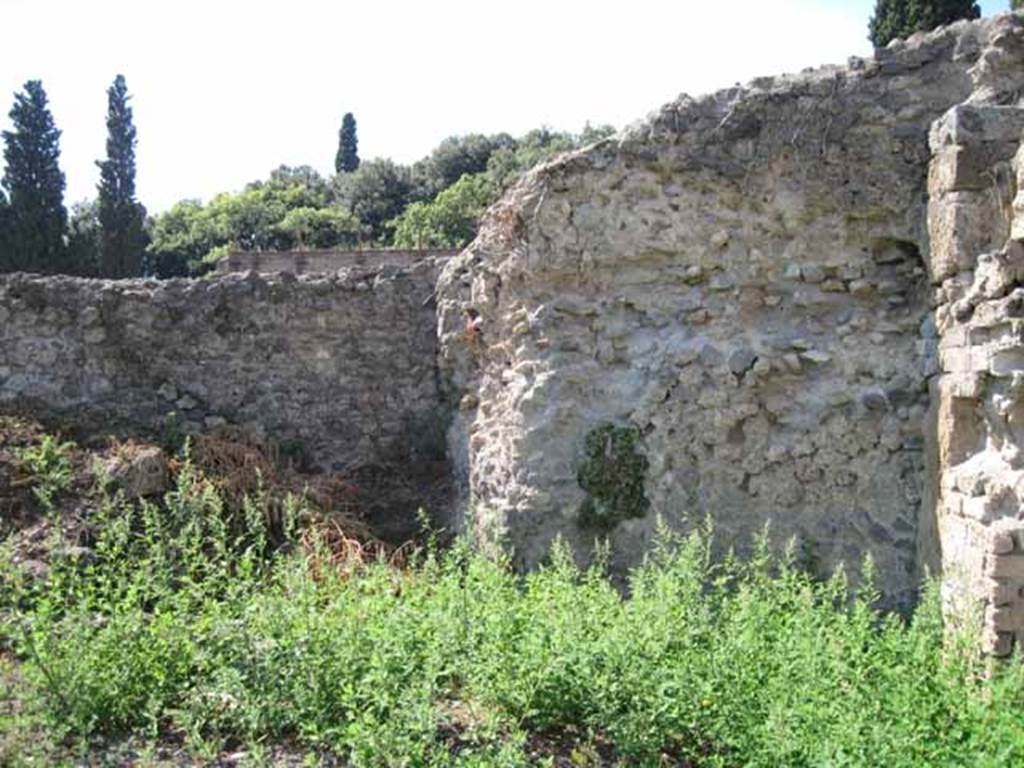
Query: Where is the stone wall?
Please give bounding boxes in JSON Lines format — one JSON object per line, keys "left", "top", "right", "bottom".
{"left": 437, "top": 15, "right": 1024, "bottom": 607}
{"left": 3, "top": 13, "right": 1024, "bottom": 630}
{"left": 0, "top": 262, "right": 444, "bottom": 473}
{"left": 215, "top": 249, "right": 457, "bottom": 275}
{"left": 928, "top": 102, "right": 1024, "bottom": 656}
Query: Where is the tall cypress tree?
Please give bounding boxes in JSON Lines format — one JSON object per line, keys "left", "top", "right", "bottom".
{"left": 335, "top": 112, "right": 359, "bottom": 174}
{"left": 869, "top": 0, "right": 980, "bottom": 48}
{"left": 2, "top": 80, "right": 68, "bottom": 273}
{"left": 97, "top": 74, "right": 146, "bottom": 278}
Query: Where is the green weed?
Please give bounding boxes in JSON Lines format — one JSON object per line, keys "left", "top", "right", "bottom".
{"left": 15, "top": 434, "right": 75, "bottom": 512}
{"left": 5, "top": 467, "right": 1024, "bottom": 766}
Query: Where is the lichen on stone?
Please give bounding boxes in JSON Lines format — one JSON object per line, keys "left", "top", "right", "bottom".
{"left": 576, "top": 423, "right": 649, "bottom": 530}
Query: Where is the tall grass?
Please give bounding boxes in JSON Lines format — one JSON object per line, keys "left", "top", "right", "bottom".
{"left": 4, "top": 458, "right": 1024, "bottom": 766}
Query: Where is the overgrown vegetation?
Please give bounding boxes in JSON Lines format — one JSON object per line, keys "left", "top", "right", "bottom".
{"left": 5, "top": 431, "right": 1024, "bottom": 766}
{"left": 577, "top": 423, "right": 649, "bottom": 530}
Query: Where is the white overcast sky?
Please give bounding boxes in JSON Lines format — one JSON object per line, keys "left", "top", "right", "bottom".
{"left": 0, "top": 0, "right": 1010, "bottom": 213}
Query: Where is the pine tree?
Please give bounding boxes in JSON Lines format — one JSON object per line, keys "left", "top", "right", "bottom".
{"left": 335, "top": 112, "right": 359, "bottom": 174}
{"left": 869, "top": 0, "right": 980, "bottom": 48}
{"left": 97, "top": 74, "right": 147, "bottom": 278}
{"left": 1, "top": 80, "right": 68, "bottom": 273}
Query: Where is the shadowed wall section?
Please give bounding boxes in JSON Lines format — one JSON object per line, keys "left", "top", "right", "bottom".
{"left": 0, "top": 264, "right": 445, "bottom": 474}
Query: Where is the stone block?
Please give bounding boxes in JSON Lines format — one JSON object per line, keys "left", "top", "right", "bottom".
{"left": 992, "top": 531, "right": 1017, "bottom": 555}
{"left": 930, "top": 143, "right": 1020, "bottom": 193}
{"left": 928, "top": 192, "right": 1007, "bottom": 282}
{"left": 930, "top": 104, "right": 1024, "bottom": 149}
{"left": 990, "top": 604, "right": 1024, "bottom": 632}
{"left": 987, "top": 553, "right": 1024, "bottom": 580}
{"left": 990, "top": 631, "right": 1015, "bottom": 657}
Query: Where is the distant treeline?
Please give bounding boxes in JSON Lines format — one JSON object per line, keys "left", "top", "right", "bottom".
{"left": 0, "top": 76, "right": 613, "bottom": 279}
{"left": 147, "top": 123, "right": 615, "bottom": 278}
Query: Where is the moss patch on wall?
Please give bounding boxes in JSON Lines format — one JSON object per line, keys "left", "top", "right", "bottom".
{"left": 577, "top": 423, "right": 649, "bottom": 530}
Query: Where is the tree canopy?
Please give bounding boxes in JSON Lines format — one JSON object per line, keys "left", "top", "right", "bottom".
{"left": 145, "top": 165, "right": 365, "bottom": 276}
{"left": 391, "top": 174, "right": 494, "bottom": 249}
{"left": 868, "top": 0, "right": 981, "bottom": 47}
{"left": 331, "top": 158, "right": 414, "bottom": 242}
{"left": 0, "top": 189, "right": 10, "bottom": 262}
{"left": 276, "top": 206, "right": 362, "bottom": 250}
{"left": 411, "top": 133, "right": 515, "bottom": 200}
{"left": 146, "top": 124, "right": 616, "bottom": 275}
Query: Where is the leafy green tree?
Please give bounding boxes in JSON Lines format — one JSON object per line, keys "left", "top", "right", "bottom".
{"left": 145, "top": 199, "right": 207, "bottom": 277}
{"left": 147, "top": 190, "right": 287, "bottom": 276}
{"left": 1013, "top": 0, "right": 1023, "bottom": 9}
{"left": 411, "top": 133, "right": 514, "bottom": 200}
{"left": 1, "top": 80, "right": 69, "bottom": 273}
{"left": 276, "top": 206, "right": 363, "bottom": 249}
{"left": 869, "top": 0, "right": 980, "bottom": 47}
{"left": 481, "top": 125, "right": 612, "bottom": 192}
{"left": 335, "top": 112, "right": 359, "bottom": 173}
{"left": 332, "top": 158, "right": 413, "bottom": 243}
{"left": 66, "top": 200, "right": 100, "bottom": 276}
{"left": 392, "top": 173, "right": 493, "bottom": 249}
{"left": 147, "top": 165, "right": 360, "bottom": 274}
{"left": 869, "top": 0, "right": 908, "bottom": 46}
{"left": 145, "top": 122, "right": 617, "bottom": 272}
{"left": 97, "top": 74, "right": 147, "bottom": 277}
{"left": 204, "top": 187, "right": 290, "bottom": 252}
{"left": 261, "top": 164, "right": 331, "bottom": 206}
{"left": 484, "top": 128, "right": 576, "bottom": 192}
